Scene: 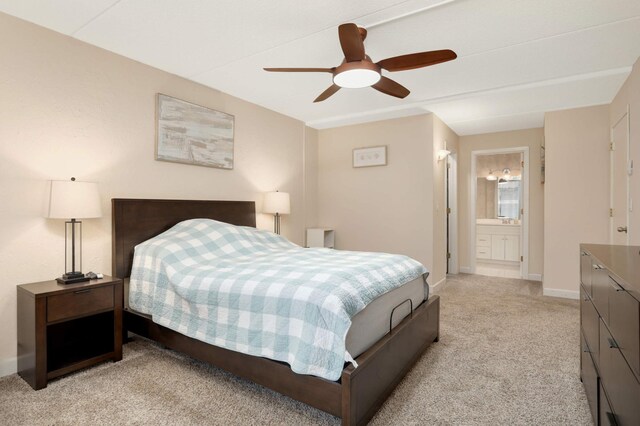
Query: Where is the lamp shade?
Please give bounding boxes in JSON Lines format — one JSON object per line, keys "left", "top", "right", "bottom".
{"left": 263, "top": 191, "right": 290, "bottom": 215}
{"left": 47, "top": 180, "right": 102, "bottom": 219}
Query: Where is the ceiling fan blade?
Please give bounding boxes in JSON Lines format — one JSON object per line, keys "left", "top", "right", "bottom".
{"left": 314, "top": 84, "right": 341, "bottom": 103}
{"left": 338, "top": 23, "right": 365, "bottom": 62}
{"left": 264, "top": 67, "right": 333, "bottom": 73}
{"left": 372, "top": 76, "right": 410, "bottom": 99}
{"left": 377, "top": 49, "right": 457, "bottom": 72}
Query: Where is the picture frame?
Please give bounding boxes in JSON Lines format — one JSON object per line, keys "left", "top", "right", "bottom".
{"left": 353, "top": 145, "right": 387, "bottom": 168}
{"left": 156, "top": 94, "right": 235, "bottom": 169}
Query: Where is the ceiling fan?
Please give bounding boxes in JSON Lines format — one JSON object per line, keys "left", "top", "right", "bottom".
{"left": 264, "top": 23, "right": 457, "bottom": 102}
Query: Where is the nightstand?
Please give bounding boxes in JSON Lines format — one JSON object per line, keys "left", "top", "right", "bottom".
{"left": 17, "top": 276, "right": 123, "bottom": 390}
{"left": 306, "top": 228, "right": 335, "bottom": 248}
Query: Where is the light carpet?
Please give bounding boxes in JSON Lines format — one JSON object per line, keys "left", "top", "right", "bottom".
{"left": 0, "top": 274, "right": 592, "bottom": 425}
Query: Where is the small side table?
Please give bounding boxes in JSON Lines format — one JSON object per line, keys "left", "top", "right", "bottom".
{"left": 306, "top": 228, "right": 335, "bottom": 248}
{"left": 17, "top": 276, "right": 123, "bottom": 390}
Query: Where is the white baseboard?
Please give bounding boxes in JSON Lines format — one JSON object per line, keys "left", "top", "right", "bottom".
{"left": 429, "top": 277, "right": 447, "bottom": 296}
{"left": 528, "top": 274, "right": 542, "bottom": 282}
{"left": 0, "top": 357, "right": 17, "bottom": 378}
{"left": 431, "top": 277, "right": 446, "bottom": 290}
{"left": 543, "top": 288, "right": 579, "bottom": 300}
{"left": 459, "top": 266, "right": 471, "bottom": 274}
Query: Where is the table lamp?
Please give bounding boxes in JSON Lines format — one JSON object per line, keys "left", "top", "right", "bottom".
{"left": 263, "top": 191, "right": 290, "bottom": 235}
{"left": 47, "top": 177, "right": 102, "bottom": 284}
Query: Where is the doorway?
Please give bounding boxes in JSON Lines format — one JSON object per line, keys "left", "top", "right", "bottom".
{"left": 470, "top": 147, "right": 530, "bottom": 279}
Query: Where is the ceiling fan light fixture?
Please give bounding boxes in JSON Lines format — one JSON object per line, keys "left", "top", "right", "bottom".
{"left": 333, "top": 68, "right": 380, "bottom": 88}
{"left": 263, "top": 23, "right": 456, "bottom": 102}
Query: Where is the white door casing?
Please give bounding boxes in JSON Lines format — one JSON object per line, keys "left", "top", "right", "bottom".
{"left": 611, "top": 106, "right": 630, "bottom": 245}
{"left": 470, "top": 147, "right": 529, "bottom": 279}
{"left": 447, "top": 154, "right": 459, "bottom": 274}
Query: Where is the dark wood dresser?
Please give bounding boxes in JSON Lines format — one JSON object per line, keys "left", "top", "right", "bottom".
{"left": 580, "top": 244, "right": 640, "bottom": 425}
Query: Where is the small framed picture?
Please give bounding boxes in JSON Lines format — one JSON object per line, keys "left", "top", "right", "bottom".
{"left": 353, "top": 146, "right": 387, "bottom": 168}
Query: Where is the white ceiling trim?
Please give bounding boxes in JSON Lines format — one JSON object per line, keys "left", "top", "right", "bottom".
{"left": 355, "top": 0, "right": 456, "bottom": 29}
{"left": 306, "top": 66, "right": 631, "bottom": 130}
{"left": 460, "top": 15, "right": 640, "bottom": 61}
{"left": 70, "top": 0, "right": 121, "bottom": 36}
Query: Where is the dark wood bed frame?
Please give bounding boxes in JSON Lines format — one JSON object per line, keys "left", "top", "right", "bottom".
{"left": 112, "top": 198, "right": 439, "bottom": 425}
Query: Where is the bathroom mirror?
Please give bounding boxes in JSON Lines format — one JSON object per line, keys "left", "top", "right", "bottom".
{"left": 496, "top": 179, "right": 520, "bottom": 219}
{"left": 476, "top": 177, "right": 521, "bottom": 220}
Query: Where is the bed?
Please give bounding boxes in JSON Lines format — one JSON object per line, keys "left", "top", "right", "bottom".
{"left": 112, "top": 198, "right": 439, "bottom": 425}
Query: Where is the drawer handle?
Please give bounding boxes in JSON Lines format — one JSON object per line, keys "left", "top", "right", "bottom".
{"left": 609, "top": 279, "right": 624, "bottom": 292}
{"left": 73, "top": 289, "right": 92, "bottom": 294}
{"left": 608, "top": 337, "right": 619, "bottom": 349}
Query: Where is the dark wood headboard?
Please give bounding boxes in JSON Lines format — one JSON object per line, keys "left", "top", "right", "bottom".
{"left": 112, "top": 198, "right": 256, "bottom": 278}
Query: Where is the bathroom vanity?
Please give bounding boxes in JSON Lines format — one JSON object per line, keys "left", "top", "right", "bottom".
{"left": 476, "top": 220, "right": 520, "bottom": 262}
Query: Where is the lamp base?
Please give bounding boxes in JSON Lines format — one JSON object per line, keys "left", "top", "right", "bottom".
{"left": 56, "top": 273, "right": 90, "bottom": 285}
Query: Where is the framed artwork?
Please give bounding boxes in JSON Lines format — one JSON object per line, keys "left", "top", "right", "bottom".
{"left": 353, "top": 145, "right": 387, "bottom": 168}
{"left": 156, "top": 94, "right": 235, "bottom": 169}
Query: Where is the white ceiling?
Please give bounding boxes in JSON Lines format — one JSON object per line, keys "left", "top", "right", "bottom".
{"left": 1, "top": 0, "right": 639, "bottom": 135}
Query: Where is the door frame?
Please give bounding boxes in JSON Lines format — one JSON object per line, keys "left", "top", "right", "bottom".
{"left": 610, "top": 105, "right": 630, "bottom": 244}
{"left": 447, "top": 153, "right": 459, "bottom": 274}
{"left": 470, "top": 147, "right": 530, "bottom": 279}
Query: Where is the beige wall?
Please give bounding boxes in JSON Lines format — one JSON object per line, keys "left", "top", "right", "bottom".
{"left": 476, "top": 178, "right": 497, "bottom": 219}
{"left": 0, "top": 13, "right": 310, "bottom": 375}
{"left": 458, "top": 128, "right": 545, "bottom": 277}
{"left": 316, "top": 113, "right": 457, "bottom": 287}
{"left": 543, "top": 105, "right": 610, "bottom": 295}
{"left": 304, "top": 126, "right": 319, "bottom": 237}
{"left": 611, "top": 58, "right": 640, "bottom": 244}
{"left": 317, "top": 114, "right": 435, "bottom": 274}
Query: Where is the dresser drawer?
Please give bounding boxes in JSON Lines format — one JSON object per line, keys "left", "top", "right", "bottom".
{"left": 580, "top": 251, "right": 592, "bottom": 295}
{"left": 581, "top": 332, "right": 598, "bottom": 424}
{"left": 476, "top": 246, "right": 491, "bottom": 259}
{"left": 581, "top": 286, "right": 600, "bottom": 365}
{"left": 599, "top": 383, "right": 616, "bottom": 426}
{"left": 608, "top": 276, "right": 640, "bottom": 378}
{"left": 599, "top": 319, "right": 640, "bottom": 426}
{"left": 476, "top": 234, "right": 491, "bottom": 247}
{"left": 47, "top": 285, "right": 114, "bottom": 323}
{"left": 591, "top": 263, "right": 610, "bottom": 323}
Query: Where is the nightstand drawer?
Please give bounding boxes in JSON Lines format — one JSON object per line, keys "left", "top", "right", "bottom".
{"left": 47, "top": 285, "right": 114, "bottom": 322}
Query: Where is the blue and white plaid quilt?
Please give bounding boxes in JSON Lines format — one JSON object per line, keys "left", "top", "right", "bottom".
{"left": 129, "top": 219, "right": 427, "bottom": 381}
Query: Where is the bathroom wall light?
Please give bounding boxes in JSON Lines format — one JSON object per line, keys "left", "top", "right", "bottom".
{"left": 437, "top": 149, "right": 451, "bottom": 161}
{"left": 437, "top": 140, "right": 450, "bottom": 161}
{"left": 486, "top": 171, "right": 497, "bottom": 181}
